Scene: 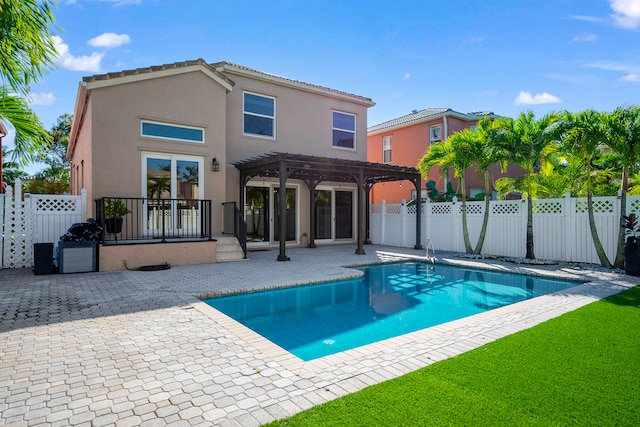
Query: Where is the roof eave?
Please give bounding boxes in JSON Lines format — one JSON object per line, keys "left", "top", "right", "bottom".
{"left": 215, "top": 62, "right": 375, "bottom": 107}
{"left": 367, "top": 110, "right": 499, "bottom": 136}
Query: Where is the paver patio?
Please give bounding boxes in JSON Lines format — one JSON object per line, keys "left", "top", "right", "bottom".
{"left": 1, "top": 244, "right": 637, "bottom": 426}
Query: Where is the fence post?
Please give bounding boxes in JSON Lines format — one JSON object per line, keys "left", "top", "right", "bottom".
{"left": 400, "top": 199, "right": 407, "bottom": 247}
{"left": 564, "top": 191, "right": 572, "bottom": 262}
{"left": 380, "top": 200, "right": 386, "bottom": 245}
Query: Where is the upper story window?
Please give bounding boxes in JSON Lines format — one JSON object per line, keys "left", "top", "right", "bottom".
{"left": 469, "top": 125, "right": 478, "bottom": 132}
{"left": 382, "top": 136, "right": 392, "bottom": 163}
{"left": 244, "top": 92, "right": 275, "bottom": 138}
{"left": 332, "top": 111, "right": 356, "bottom": 150}
{"left": 430, "top": 124, "right": 442, "bottom": 144}
{"left": 141, "top": 120, "right": 204, "bottom": 143}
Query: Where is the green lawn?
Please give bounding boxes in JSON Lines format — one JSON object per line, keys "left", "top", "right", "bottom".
{"left": 267, "top": 286, "right": 640, "bottom": 426}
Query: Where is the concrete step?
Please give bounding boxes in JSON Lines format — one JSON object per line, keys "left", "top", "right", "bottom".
{"left": 215, "top": 236, "right": 245, "bottom": 262}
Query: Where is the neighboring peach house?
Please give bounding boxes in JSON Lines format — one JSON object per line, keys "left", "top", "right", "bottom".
{"left": 367, "top": 108, "right": 523, "bottom": 204}
{"left": 68, "top": 59, "right": 422, "bottom": 268}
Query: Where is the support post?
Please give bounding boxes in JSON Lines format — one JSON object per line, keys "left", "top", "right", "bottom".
{"left": 355, "top": 168, "right": 366, "bottom": 255}
{"left": 277, "top": 160, "right": 290, "bottom": 261}
{"left": 305, "top": 179, "right": 319, "bottom": 248}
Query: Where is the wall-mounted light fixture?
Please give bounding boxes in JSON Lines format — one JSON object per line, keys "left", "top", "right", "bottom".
{"left": 211, "top": 158, "right": 220, "bottom": 172}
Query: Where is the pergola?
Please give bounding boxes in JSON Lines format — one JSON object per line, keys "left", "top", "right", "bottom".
{"left": 233, "top": 152, "right": 423, "bottom": 261}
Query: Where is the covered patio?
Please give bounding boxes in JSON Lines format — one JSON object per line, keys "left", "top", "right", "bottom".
{"left": 233, "top": 152, "right": 423, "bottom": 261}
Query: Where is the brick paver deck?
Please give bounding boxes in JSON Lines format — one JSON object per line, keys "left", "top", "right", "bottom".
{"left": 1, "top": 245, "right": 637, "bottom": 426}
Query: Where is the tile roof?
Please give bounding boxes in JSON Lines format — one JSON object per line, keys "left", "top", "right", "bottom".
{"left": 80, "top": 59, "right": 373, "bottom": 105}
{"left": 367, "top": 108, "right": 497, "bottom": 133}
{"left": 212, "top": 61, "right": 374, "bottom": 105}
{"left": 82, "top": 58, "right": 234, "bottom": 86}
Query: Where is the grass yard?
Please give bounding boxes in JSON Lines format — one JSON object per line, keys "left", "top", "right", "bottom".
{"left": 267, "top": 286, "right": 640, "bottom": 426}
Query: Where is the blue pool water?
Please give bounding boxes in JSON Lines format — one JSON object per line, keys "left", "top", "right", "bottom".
{"left": 202, "top": 262, "right": 582, "bottom": 361}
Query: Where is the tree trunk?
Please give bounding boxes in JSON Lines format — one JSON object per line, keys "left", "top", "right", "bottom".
{"left": 460, "top": 178, "right": 473, "bottom": 254}
{"left": 473, "top": 171, "right": 491, "bottom": 255}
{"left": 586, "top": 164, "right": 612, "bottom": 268}
{"left": 526, "top": 193, "right": 535, "bottom": 259}
{"left": 614, "top": 167, "right": 629, "bottom": 269}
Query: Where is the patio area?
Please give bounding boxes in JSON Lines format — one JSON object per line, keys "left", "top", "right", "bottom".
{"left": 0, "top": 245, "right": 637, "bottom": 426}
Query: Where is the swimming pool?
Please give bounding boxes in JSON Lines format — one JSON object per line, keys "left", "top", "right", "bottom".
{"left": 202, "top": 262, "right": 582, "bottom": 361}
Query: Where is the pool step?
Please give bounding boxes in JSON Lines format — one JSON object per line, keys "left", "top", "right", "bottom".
{"left": 215, "top": 236, "right": 245, "bottom": 262}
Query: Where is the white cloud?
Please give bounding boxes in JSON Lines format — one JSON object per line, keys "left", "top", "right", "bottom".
{"left": 585, "top": 59, "right": 640, "bottom": 73}
{"left": 403, "top": 73, "right": 411, "bottom": 80}
{"left": 465, "top": 36, "right": 485, "bottom": 44}
{"left": 514, "top": 91, "right": 561, "bottom": 106}
{"left": 621, "top": 73, "right": 640, "bottom": 81}
{"left": 88, "top": 32, "right": 131, "bottom": 48}
{"left": 54, "top": 36, "right": 104, "bottom": 72}
{"left": 609, "top": 0, "right": 640, "bottom": 29}
{"left": 572, "top": 33, "right": 597, "bottom": 42}
{"left": 567, "top": 15, "right": 606, "bottom": 24}
{"left": 28, "top": 92, "right": 56, "bottom": 106}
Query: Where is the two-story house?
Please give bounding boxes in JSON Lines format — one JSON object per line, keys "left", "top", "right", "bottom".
{"left": 367, "top": 108, "right": 521, "bottom": 204}
{"left": 68, "top": 59, "right": 421, "bottom": 269}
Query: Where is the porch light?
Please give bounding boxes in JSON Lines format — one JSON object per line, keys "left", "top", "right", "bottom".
{"left": 211, "top": 158, "right": 220, "bottom": 172}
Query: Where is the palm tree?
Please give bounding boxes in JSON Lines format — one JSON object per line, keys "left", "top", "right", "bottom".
{"left": 0, "top": 0, "right": 57, "bottom": 185}
{"left": 604, "top": 105, "right": 640, "bottom": 269}
{"left": 492, "top": 111, "right": 560, "bottom": 259}
{"left": 419, "top": 133, "right": 475, "bottom": 254}
{"left": 557, "top": 109, "right": 612, "bottom": 268}
{"left": 469, "top": 117, "right": 507, "bottom": 255}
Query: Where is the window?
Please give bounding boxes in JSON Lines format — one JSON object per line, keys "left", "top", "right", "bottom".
{"left": 332, "top": 111, "right": 356, "bottom": 149}
{"left": 382, "top": 136, "right": 392, "bottom": 163}
{"left": 244, "top": 92, "right": 275, "bottom": 138}
{"left": 430, "top": 125, "right": 442, "bottom": 144}
{"left": 141, "top": 121, "right": 204, "bottom": 143}
{"left": 469, "top": 125, "right": 478, "bottom": 132}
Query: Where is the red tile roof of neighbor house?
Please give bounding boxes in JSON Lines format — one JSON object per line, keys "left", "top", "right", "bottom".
{"left": 367, "top": 108, "right": 498, "bottom": 134}
{"left": 80, "top": 58, "right": 374, "bottom": 106}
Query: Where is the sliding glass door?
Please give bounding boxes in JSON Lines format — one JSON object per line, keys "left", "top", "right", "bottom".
{"left": 314, "top": 187, "right": 355, "bottom": 242}
{"left": 245, "top": 183, "right": 298, "bottom": 245}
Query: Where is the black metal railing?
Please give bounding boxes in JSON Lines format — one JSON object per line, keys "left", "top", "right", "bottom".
{"left": 222, "top": 201, "right": 247, "bottom": 258}
{"left": 95, "top": 197, "right": 212, "bottom": 243}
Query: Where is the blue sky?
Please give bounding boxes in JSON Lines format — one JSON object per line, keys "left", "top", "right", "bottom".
{"left": 11, "top": 0, "right": 640, "bottom": 170}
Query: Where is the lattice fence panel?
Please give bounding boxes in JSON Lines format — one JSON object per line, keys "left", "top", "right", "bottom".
{"left": 386, "top": 204, "right": 402, "bottom": 215}
{"left": 533, "top": 201, "right": 562, "bottom": 214}
{"left": 431, "top": 204, "right": 452, "bottom": 215}
{"left": 491, "top": 202, "right": 520, "bottom": 215}
{"left": 575, "top": 199, "right": 615, "bottom": 214}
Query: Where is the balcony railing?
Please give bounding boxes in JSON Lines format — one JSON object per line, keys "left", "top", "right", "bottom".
{"left": 95, "top": 197, "right": 212, "bottom": 243}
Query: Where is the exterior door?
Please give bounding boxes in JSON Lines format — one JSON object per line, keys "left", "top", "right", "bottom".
{"left": 245, "top": 183, "right": 298, "bottom": 245}
{"left": 142, "top": 153, "right": 203, "bottom": 236}
{"left": 314, "top": 187, "right": 355, "bottom": 242}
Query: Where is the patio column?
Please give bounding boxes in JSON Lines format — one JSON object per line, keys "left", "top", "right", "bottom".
{"left": 365, "top": 183, "right": 373, "bottom": 244}
{"left": 277, "top": 159, "right": 290, "bottom": 261}
{"left": 304, "top": 178, "right": 320, "bottom": 248}
{"left": 355, "top": 168, "right": 366, "bottom": 255}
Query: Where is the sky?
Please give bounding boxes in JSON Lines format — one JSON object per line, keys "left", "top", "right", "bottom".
{"left": 7, "top": 0, "right": 640, "bottom": 172}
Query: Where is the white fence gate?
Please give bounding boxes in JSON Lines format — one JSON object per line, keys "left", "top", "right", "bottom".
{"left": 1, "top": 179, "right": 87, "bottom": 268}
{"left": 370, "top": 194, "right": 640, "bottom": 265}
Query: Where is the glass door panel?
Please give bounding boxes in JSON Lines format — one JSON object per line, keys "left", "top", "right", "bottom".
{"left": 176, "top": 160, "right": 199, "bottom": 232}
{"left": 245, "top": 186, "right": 270, "bottom": 243}
{"left": 314, "top": 190, "right": 332, "bottom": 240}
{"left": 335, "top": 190, "right": 353, "bottom": 239}
{"left": 146, "top": 157, "right": 172, "bottom": 235}
{"left": 274, "top": 187, "right": 297, "bottom": 242}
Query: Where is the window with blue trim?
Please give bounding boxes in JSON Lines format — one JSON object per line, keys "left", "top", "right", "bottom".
{"left": 141, "top": 121, "right": 204, "bottom": 143}
{"left": 332, "top": 111, "right": 356, "bottom": 149}
{"left": 244, "top": 92, "right": 275, "bottom": 138}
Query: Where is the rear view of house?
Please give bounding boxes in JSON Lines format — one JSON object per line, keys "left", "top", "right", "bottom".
{"left": 68, "top": 59, "right": 421, "bottom": 269}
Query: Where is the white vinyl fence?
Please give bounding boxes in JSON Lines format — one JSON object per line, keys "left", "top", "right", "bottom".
{"left": 1, "top": 179, "right": 87, "bottom": 268}
{"left": 370, "top": 194, "right": 640, "bottom": 265}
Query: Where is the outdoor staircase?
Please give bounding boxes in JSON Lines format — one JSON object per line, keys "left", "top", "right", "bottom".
{"left": 215, "top": 235, "right": 245, "bottom": 262}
